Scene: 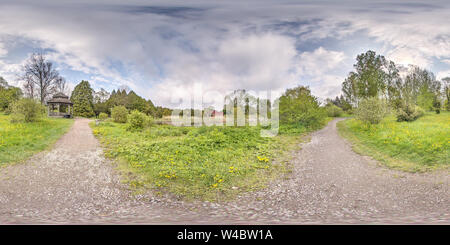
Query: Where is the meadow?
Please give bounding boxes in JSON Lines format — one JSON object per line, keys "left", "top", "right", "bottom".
{"left": 0, "top": 113, "right": 74, "bottom": 165}
{"left": 338, "top": 112, "right": 450, "bottom": 172}
{"left": 91, "top": 120, "right": 323, "bottom": 201}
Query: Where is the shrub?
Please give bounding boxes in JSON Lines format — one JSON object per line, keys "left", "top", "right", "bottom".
{"left": 98, "top": 112, "right": 108, "bottom": 120}
{"left": 355, "top": 97, "right": 387, "bottom": 124}
{"left": 127, "top": 110, "right": 147, "bottom": 131}
{"left": 433, "top": 100, "right": 441, "bottom": 114}
{"left": 111, "top": 105, "right": 128, "bottom": 123}
{"left": 279, "top": 86, "right": 327, "bottom": 128}
{"left": 396, "top": 104, "right": 425, "bottom": 122}
{"left": 326, "top": 104, "right": 344, "bottom": 117}
{"left": 10, "top": 98, "right": 45, "bottom": 123}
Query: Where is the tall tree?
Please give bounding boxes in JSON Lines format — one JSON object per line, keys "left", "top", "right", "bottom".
{"left": 443, "top": 77, "right": 450, "bottom": 111}
{"left": 71, "top": 80, "right": 95, "bottom": 117}
{"left": 342, "top": 50, "right": 398, "bottom": 106}
{"left": 21, "top": 53, "right": 61, "bottom": 104}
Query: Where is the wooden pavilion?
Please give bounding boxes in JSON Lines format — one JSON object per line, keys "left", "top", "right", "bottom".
{"left": 47, "top": 92, "right": 73, "bottom": 118}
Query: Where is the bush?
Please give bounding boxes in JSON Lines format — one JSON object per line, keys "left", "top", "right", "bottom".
{"left": 127, "top": 110, "right": 146, "bottom": 131}
{"left": 355, "top": 97, "right": 387, "bottom": 124}
{"left": 111, "top": 105, "right": 128, "bottom": 123}
{"left": 396, "top": 104, "right": 425, "bottom": 122}
{"left": 326, "top": 104, "right": 344, "bottom": 117}
{"left": 10, "top": 98, "right": 45, "bottom": 123}
{"left": 433, "top": 100, "right": 441, "bottom": 114}
{"left": 98, "top": 112, "right": 109, "bottom": 121}
{"left": 279, "top": 86, "right": 327, "bottom": 128}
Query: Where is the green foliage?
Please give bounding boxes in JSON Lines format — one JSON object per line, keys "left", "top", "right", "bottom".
{"left": 71, "top": 80, "right": 95, "bottom": 117}
{"left": 443, "top": 77, "right": 450, "bottom": 111}
{"left": 279, "top": 86, "right": 326, "bottom": 128}
{"left": 127, "top": 110, "right": 147, "bottom": 131}
{"left": 355, "top": 97, "right": 387, "bottom": 124}
{"left": 338, "top": 112, "right": 449, "bottom": 172}
{"left": 433, "top": 100, "right": 441, "bottom": 114}
{"left": 327, "top": 95, "right": 352, "bottom": 112}
{"left": 341, "top": 51, "right": 443, "bottom": 113}
{"left": 105, "top": 89, "right": 157, "bottom": 116}
{"left": 10, "top": 98, "right": 45, "bottom": 123}
{"left": 0, "top": 78, "right": 22, "bottom": 111}
{"left": 326, "top": 104, "right": 344, "bottom": 117}
{"left": 111, "top": 105, "right": 128, "bottom": 123}
{"left": 342, "top": 50, "right": 398, "bottom": 105}
{"left": 0, "top": 113, "right": 73, "bottom": 165}
{"left": 416, "top": 88, "right": 435, "bottom": 111}
{"left": 396, "top": 103, "right": 425, "bottom": 122}
{"left": 154, "top": 106, "right": 172, "bottom": 118}
{"left": 98, "top": 112, "right": 109, "bottom": 121}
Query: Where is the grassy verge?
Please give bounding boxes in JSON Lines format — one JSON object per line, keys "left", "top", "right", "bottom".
{"left": 337, "top": 112, "right": 449, "bottom": 172}
{"left": 0, "top": 113, "right": 74, "bottom": 166}
{"left": 91, "top": 119, "right": 328, "bottom": 201}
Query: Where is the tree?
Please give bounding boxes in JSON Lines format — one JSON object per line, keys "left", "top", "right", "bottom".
{"left": 0, "top": 76, "right": 7, "bottom": 87}
{"left": 93, "top": 88, "right": 110, "bottom": 116}
{"left": 71, "top": 80, "right": 95, "bottom": 117}
{"left": 104, "top": 87, "right": 155, "bottom": 116}
{"left": 402, "top": 66, "right": 441, "bottom": 111}
{"left": 342, "top": 50, "right": 400, "bottom": 106}
{"left": 441, "top": 77, "right": 450, "bottom": 111}
{"left": 326, "top": 95, "right": 352, "bottom": 111}
{"left": 111, "top": 105, "right": 128, "bottom": 123}
{"left": 0, "top": 77, "right": 22, "bottom": 111}
{"left": 54, "top": 77, "right": 70, "bottom": 95}
{"left": 354, "top": 97, "right": 387, "bottom": 124}
{"left": 20, "top": 53, "right": 61, "bottom": 104}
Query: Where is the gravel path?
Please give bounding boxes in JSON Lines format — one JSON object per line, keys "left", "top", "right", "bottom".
{"left": 0, "top": 118, "right": 448, "bottom": 224}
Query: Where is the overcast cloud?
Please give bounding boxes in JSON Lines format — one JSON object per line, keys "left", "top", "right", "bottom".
{"left": 0, "top": 0, "right": 449, "bottom": 107}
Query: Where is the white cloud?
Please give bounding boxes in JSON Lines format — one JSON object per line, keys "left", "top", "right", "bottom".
{"left": 0, "top": 43, "right": 7, "bottom": 57}
{"left": 298, "top": 47, "right": 346, "bottom": 76}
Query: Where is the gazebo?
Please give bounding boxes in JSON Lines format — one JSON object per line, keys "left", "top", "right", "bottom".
{"left": 47, "top": 92, "right": 73, "bottom": 118}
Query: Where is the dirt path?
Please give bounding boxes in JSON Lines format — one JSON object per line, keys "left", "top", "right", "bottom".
{"left": 0, "top": 118, "right": 448, "bottom": 224}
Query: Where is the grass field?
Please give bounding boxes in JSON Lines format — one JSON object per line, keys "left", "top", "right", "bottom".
{"left": 91, "top": 120, "right": 326, "bottom": 201}
{"left": 0, "top": 113, "right": 74, "bottom": 166}
{"left": 338, "top": 112, "right": 450, "bottom": 172}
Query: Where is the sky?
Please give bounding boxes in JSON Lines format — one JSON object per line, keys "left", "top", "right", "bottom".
{"left": 0, "top": 0, "right": 449, "bottom": 108}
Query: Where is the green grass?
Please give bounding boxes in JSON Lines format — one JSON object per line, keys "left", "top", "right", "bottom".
{"left": 338, "top": 112, "right": 450, "bottom": 172}
{"left": 91, "top": 120, "right": 323, "bottom": 201}
{"left": 0, "top": 113, "right": 74, "bottom": 165}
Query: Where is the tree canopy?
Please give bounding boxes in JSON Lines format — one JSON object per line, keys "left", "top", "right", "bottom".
{"left": 0, "top": 77, "right": 22, "bottom": 112}
{"left": 71, "top": 80, "right": 95, "bottom": 117}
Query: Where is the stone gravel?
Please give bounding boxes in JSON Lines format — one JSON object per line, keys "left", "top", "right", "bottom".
{"left": 0, "top": 118, "right": 448, "bottom": 224}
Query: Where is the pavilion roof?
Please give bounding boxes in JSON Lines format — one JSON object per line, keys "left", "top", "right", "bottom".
{"left": 47, "top": 93, "right": 73, "bottom": 105}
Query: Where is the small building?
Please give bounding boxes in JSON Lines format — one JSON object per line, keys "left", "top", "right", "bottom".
{"left": 46, "top": 92, "right": 73, "bottom": 118}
